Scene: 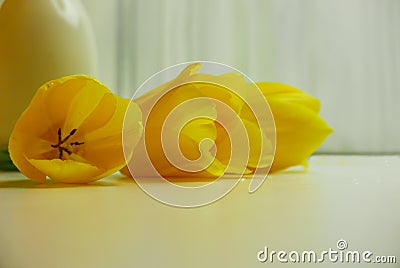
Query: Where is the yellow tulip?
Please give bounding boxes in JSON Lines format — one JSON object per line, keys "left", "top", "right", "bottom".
{"left": 121, "top": 63, "right": 275, "bottom": 178}
{"left": 9, "top": 75, "right": 143, "bottom": 183}
{"left": 257, "top": 82, "right": 333, "bottom": 172}
{"left": 121, "top": 63, "right": 332, "bottom": 178}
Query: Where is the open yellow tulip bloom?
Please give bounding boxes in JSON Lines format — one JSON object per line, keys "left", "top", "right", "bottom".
{"left": 9, "top": 75, "right": 142, "bottom": 183}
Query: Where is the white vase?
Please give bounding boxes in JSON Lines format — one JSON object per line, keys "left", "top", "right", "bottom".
{"left": 0, "top": 0, "right": 97, "bottom": 148}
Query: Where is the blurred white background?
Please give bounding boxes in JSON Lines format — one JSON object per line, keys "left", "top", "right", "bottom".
{"left": 49, "top": 0, "right": 400, "bottom": 154}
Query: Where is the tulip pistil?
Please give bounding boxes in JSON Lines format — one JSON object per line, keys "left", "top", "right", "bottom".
{"left": 51, "top": 128, "right": 84, "bottom": 159}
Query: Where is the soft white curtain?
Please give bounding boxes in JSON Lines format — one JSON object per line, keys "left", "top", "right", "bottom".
{"left": 85, "top": 0, "right": 400, "bottom": 153}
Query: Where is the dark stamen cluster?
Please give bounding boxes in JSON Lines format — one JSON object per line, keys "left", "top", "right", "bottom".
{"left": 51, "top": 128, "right": 84, "bottom": 159}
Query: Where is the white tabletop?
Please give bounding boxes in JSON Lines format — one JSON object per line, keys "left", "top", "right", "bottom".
{"left": 0, "top": 155, "right": 399, "bottom": 267}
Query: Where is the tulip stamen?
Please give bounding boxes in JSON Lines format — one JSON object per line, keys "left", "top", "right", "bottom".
{"left": 51, "top": 128, "right": 84, "bottom": 159}
{"left": 70, "top": 142, "right": 85, "bottom": 146}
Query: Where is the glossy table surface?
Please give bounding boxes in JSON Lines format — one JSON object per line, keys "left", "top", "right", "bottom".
{"left": 0, "top": 155, "right": 399, "bottom": 268}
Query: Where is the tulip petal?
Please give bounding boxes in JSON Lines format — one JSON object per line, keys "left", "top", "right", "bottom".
{"left": 242, "top": 119, "right": 274, "bottom": 169}
{"left": 258, "top": 82, "right": 321, "bottom": 113}
{"left": 81, "top": 97, "right": 139, "bottom": 171}
{"left": 75, "top": 92, "right": 117, "bottom": 137}
{"left": 43, "top": 77, "right": 88, "bottom": 129}
{"left": 256, "top": 82, "right": 333, "bottom": 172}
{"left": 27, "top": 158, "right": 101, "bottom": 183}
{"left": 9, "top": 89, "right": 50, "bottom": 182}
{"left": 84, "top": 97, "right": 131, "bottom": 142}
{"left": 270, "top": 100, "right": 332, "bottom": 172}
{"left": 63, "top": 78, "right": 110, "bottom": 134}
